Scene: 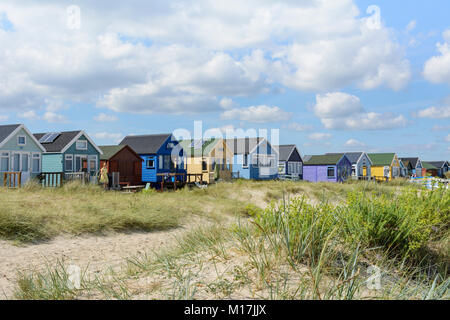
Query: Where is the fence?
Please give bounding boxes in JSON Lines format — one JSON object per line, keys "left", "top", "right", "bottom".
{"left": 65, "top": 172, "right": 89, "bottom": 184}
{"left": 409, "top": 177, "right": 449, "bottom": 190}
{"left": 278, "top": 174, "right": 300, "bottom": 181}
{"left": 40, "top": 172, "right": 64, "bottom": 187}
{"left": 3, "top": 172, "right": 21, "bottom": 188}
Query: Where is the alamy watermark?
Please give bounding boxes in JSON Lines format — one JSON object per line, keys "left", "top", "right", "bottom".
{"left": 366, "top": 265, "right": 382, "bottom": 290}
{"left": 366, "top": 5, "right": 381, "bottom": 30}
{"left": 67, "top": 5, "right": 81, "bottom": 30}
{"left": 67, "top": 264, "right": 81, "bottom": 289}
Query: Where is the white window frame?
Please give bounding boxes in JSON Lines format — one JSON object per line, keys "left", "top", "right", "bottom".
{"left": 74, "top": 155, "right": 88, "bottom": 172}
{"left": 146, "top": 158, "right": 155, "bottom": 169}
{"left": 17, "top": 135, "right": 26, "bottom": 146}
{"left": 76, "top": 140, "right": 88, "bottom": 150}
{"left": 0, "top": 152, "right": 10, "bottom": 172}
{"left": 32, "top": 153, "right": 41, "bottom": 173}
{"left": 10, "top": 151, "right": 31, "bottom": 173}
{"left": 257, "top": 154, "right": 274, "bottom": 168}
{"left": 65, "top": 154, "right": 74, "bottom": 172}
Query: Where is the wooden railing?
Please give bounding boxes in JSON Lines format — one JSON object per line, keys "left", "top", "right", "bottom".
{"left": 3, "top": 172, "right": 21, "bottom": 188}
{"left": 156, "top": 172, "right": 187, "bottom": 191}
{"left": 186, "top": 173, "right": 204, "bottom": 183}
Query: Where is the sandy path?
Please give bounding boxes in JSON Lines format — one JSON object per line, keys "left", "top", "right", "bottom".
{"left": 0, "top": 217, "right": 208, "bottom": 299}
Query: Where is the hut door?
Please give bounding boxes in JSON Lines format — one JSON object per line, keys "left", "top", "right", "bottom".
{"left": 363, "top": 166, "right": 367, "bottom": 177}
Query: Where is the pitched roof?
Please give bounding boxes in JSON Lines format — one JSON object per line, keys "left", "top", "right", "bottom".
{"left": 276, "top": 145, "right": 299, "bottom": 162}
{"left": 303, "top": 155, "right": 312, "bottom": 162}
{"left": 326, "top": 152, "right": 364, "bottom": 164}
{"left": 119, "top": 134, "right": 172, "bottom": 154}
{"left": 426, "top": 161, "right": 449, "bottom": 168}
{"left": 34, "top": 131, "right": 81, "bottom": 153}
{"left": 399, "top": 157, "right": 420, "bottom": 168}
{"left": 226, "top": 138, "right": 265, "bottom": 155}
{"left": 304, "top": 154, "right": 345, "bottom": 166}
{"left": 368, "top": 153, "right": 396, "bottom": 166}
{"left": 422, "top": 161, "right": 438, "bottom": 170}
{"left": 178, "top": 139, "right": 221, "bottom": 157}
{"left": 99, "top": 145, "right": 127, "bottom": 160}
{"left": 0, "top": 124, "right": 21, "bottom": 144}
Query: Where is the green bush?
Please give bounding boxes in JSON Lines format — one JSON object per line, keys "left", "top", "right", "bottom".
{"left": 338, "top": 188, "right": 449, "bottom": 257}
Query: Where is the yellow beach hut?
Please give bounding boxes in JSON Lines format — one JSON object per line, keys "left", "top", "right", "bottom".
{"left": 367, "top": 153, "right": 401, "bottom": 181}
{"left": 179, "top": 138, "right": 233, "bottom": 184}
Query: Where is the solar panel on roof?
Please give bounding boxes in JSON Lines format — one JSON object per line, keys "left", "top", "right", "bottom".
{"left": 39, "top": 132, "right": 61, "bottom": 144}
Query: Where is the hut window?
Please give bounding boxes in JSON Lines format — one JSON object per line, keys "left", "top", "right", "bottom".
{"left": 76, "top": 140, "right": 88, "bottom": 150}
{"left": 202, "top": 158, "right": 208, "bottom": 171}
{"left": 351, "top": 165, "right": 356, "bottom": 176}
{"left": 17, "top": 136, "right": 26, "bottom": 146}
{"left": 164, "top": 155, "right": 171, "bottom": 169}
{"left": 0, "top": 152, "right": 9, "bottom": 172}
{"left": 243, "top": 154, "right": 249, "bottom": 168}
{"left": 146, "top": 159, "right": 155, "bottom": 169}
{"left": 32, "top": 154, "right": 41, "bottom": 173}
{"left": 327, "top": 167, "right": 335, "bottom": 178}
{"left": 65, "top": 155, "right": 73, "bottom": 172}
{"left": 159, "top": 155, "right": 163, "bottom": 169}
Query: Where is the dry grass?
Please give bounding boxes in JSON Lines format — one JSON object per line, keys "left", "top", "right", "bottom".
{"left": 8, "top": 180, "right": 448, "bottom": 300}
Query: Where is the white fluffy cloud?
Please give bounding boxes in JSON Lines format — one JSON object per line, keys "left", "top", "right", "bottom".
{"left": 313, "top": 92, "right": 408, "bottom": 130}
{"left": 92, "top": 132, "right": 123, "bottom": 142}
{"left": 308, "top": 132, "right": 332, "bottom": 140}
{"left": 344, "top": 138, "right": 365, "bottom": 147}
{"left": 0, "top": 0, "right": 411, "bottom": 115}
{"left": 94, "top": 113, "right": 119, "bottom": 122}
{"left": 416, "top": 105, "right": 450, "bottom": 119}
{"left": 283, "top": 122, "right": 314, "bottom": 131}
{"left": 18, "top": 110, "right": 39, "bottom": 120}
{"left": 424, "top": 30, "right": 450, "bottom": 85}
{"left": 42, "top": 112, "right": 66, "bottom": 123}
{"left": 314, "top": 92, "right": 363, "bottom": 118}
{"left": 221, "top": 105, "right": 291, "bottom": 123}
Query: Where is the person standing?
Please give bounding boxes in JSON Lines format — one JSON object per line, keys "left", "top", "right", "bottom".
{"left": 99, "top": 162, "right": 109, "bottom": 190}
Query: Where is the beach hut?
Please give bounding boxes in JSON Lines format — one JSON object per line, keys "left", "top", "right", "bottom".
{"left": 99, "top": 145, "right": 143, "bottom": 187}
{"left": 399, "top": 157, "right": 425, "bottom": 177}
{"left": 0, "top": 124, "right": 45, "bottom": 187}
{"left": 368, "top": 153, "right": 401, "bottom": 181}
{"left": 276, "top": 145, "right": 303, "bottom": 179}
{"left": 34, "top": 130, "right": 103, "bottom": 185}
{"left": 303, "top": 154, "right": 352, "bottom": 183}
{"left": 422, "top": 162, "right": 439, "bottom": 177}
{"left": 119, "top": 133, "right": 186, "bottom": 188}
{"left": 399, "top": 159, "right": 408, "bottom": 177}
{"left": 226, "top": 137, "right": 278, "bottom": 180}
{"left": 179, "top": 138, "right": 233, "bottom": 184}
{"left": 326, "top": 152, "right": 372, "bottom": 179}
{"left": 423, "top": 161, "right": 449, "bottom": 178}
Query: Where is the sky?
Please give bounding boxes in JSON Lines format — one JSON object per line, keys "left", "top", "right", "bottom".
{"left": 0, "top": 0, "right": 449, "bottom": 160}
